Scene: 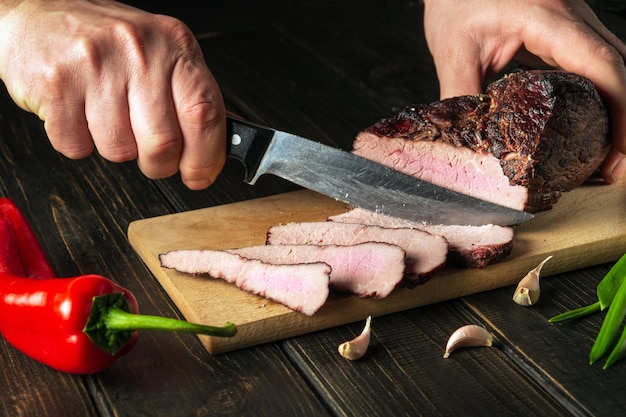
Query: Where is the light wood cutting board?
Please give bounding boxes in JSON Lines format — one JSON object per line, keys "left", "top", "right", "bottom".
{"left": 128, "top": 178, "right": 626, "bottom": 354}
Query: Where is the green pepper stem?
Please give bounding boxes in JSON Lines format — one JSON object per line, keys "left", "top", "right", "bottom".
{"left": 84, "top": 292, "right": 236, "bottom": 355}
{"left": 105, "top": 307, "right": 237, "bottom": 337}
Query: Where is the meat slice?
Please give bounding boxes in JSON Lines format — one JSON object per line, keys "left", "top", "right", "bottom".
{"left": 266, "top": 222, "right": 448, "bottom": 285}
{"left": 353, "top": 70, "right": 611, "bottom": 213}
{"left": 328, "top": 208, "right": 513, "bottom": 268}
{"left": 159, "top": 250, "right": 330, "bottom": 316}
{"left": 228, "top": 242, "right": 406, "bottom": 298}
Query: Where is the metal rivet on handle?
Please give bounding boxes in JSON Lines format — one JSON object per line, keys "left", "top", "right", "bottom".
{"left": 231, "top": 134, "right": 242, "bottom": 146}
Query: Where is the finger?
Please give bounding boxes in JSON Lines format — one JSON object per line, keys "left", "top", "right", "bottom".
{"left": 600, "top": 147, "right": 626, "bottom": 183}
{"left": 172, "top": 55, "right": 226, "bottom": 190}
{"left": 84, "top": 80, "right": 137, "bottom": 163}
{"left": 575, "top": 0, "right": 626, "bottom": 59}
{"left": 128, "top": 72, "right": 183, "bottom": 180}
{"left": 423, "top": 5, "right": 487, "bottom": 99}
{"left": 589, "top": 60, "right": 626, "bottom": 156}
{"left": 431, "top": 42, "right": 486, "bottom": 100}
{"left": 437, "top": 59, "right": 484, "bottom": 99}
{"left": 423, "top": 0, "right": 525, "bottom": 99}
{"left": 39, "top": 87, "right": 94, "bottom": 159}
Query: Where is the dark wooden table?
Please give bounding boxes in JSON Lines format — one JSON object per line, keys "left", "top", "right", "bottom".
{"left": 1, "top": 1, "right": 626, "bottom": 416}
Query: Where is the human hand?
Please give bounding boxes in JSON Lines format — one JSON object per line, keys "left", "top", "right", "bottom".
{"left": 423, "top": 0, "right": 626, "bottom": 183}
{"left": 0, "top": 0, "right": 226, "bottom": 190}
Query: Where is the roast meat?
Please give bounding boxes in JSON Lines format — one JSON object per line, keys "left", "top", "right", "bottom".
{"left": 353, "top": 70, "right": 611, "bottom": 213}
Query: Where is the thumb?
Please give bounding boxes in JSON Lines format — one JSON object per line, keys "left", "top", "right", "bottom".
{"left": 433, "top": 47, "right": 485, "bottom": 99}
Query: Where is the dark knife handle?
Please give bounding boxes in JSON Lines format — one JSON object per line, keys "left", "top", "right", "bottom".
{"left": 226, "top": 117, "right": 275, "bottom": 183}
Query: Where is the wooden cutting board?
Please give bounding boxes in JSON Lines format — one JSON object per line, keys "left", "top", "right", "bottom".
{"left": 128, "top": 178, "right": 626, "bottom": 354}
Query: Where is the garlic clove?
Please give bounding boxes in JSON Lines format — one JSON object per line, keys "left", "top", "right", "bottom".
{"left": 443, "top": 324, "right": 493, "bottom": 358}
{"left": 513, "top": 287, "right": 536, "bottom": 307}
{"left": 512, "top": 255, "right": 553, "bottom": 306}
{"left": 338, "top": 316, "right": 372, "bottom": 360}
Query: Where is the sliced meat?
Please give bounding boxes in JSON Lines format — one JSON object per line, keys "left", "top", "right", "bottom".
{"left": 266, "top": 222, "right": 448, "bottom": 285}
{"left": 228, "top": 242, "right": 406, "bottom": 298}
{"left": 405, "top": 223, "right": 512, "bottom": 268}
{"left": 159, "top": 250, "right": 330, "bottom": 316}
{"left": 328, "top": 208, "right": 514, "bottom": 268}
{"left": 353, "top": 70, "right": 611, "bottom": 213}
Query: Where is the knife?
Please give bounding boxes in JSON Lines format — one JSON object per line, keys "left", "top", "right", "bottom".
{"left": 226, "top": 117, "right": 534, "bottom": 226}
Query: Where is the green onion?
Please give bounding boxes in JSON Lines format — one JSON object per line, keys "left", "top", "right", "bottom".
{"left": 597, "top": 253, "right": 626, "bottom": 310}
{"left": 603, "top": 321, "right": 626, "bottom": 369}
{"left": 548, "top": 301, "right": 601, "bottom": 323}
{"left": 548, "top": 253, "right": 626, "bottom": 369}
{"left": 589, "top": 274, "right": 626, "bottom": 365}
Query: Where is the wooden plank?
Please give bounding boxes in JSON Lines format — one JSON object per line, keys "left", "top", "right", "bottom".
{"left": 0, "top": 349, "right": 99, "bottom": 417}
{"left": 281, "top": 302, "right": 573, "bottom": 417}
{"left": 128, "top": 175, "right": 626, "bottom": 354}
{"left": 458, "top": 263, "right": 626, "bottom": 416}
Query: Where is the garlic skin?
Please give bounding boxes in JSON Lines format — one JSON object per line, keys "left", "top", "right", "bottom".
{"left": 443, "top": 324, "right": 493, "bottom": 358}
{"left": 513, "top": 255, "right": 553, "bottom": 306}
{"left": 338, "top": 316, "right": 372, "bottom": 360}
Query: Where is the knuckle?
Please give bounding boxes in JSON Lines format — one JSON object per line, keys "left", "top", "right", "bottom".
{"left": 69, "top": 34, "right": 106, "bottom": 71}
{"left": 139, "top": 133, "right": 182, "bottom": 163}
{"left": 163, "top": 17, "right": 198, "bottom": 53}
{"left": 92, "top": 129, "right": 139, "bottom": 163}
{"left": 98, "top": 143, "right": 138, "bottom": 163}
{"left": 60, "top": 147, "right": 93, "bottom": 160}
{"left": 593, "top": 42, "right": 623, "bottom": 65}
{"left": 38, "top": 63, "right": 74, "bottom": 104}
{"left": 46, "top": 132, "right": 94, "bottom": 160}
{"left": 37, "top": 39, "right": 102, "bottom": 102}
{"left": 109, "top": 20, "right": 149, "bottom": 68}
{"left": 182, "top": 99, "right": 222, "bottom": 126}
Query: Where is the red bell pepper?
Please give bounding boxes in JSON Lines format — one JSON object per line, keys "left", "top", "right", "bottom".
{"left": 0, "top": 197, "right": 56, "bottom": 278}
{"left": 0, "top": 198, "right": 237, "bottom": 374}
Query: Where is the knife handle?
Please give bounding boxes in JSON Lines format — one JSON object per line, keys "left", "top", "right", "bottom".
{"left": 226, "top": 117, "right": 274, "bottom": 183}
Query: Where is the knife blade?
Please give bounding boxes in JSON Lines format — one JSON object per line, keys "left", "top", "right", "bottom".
{"left": 226, "top": 117, "right": 534, "bottom": 226}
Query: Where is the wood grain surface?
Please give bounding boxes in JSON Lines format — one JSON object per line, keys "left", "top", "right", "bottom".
{"left": 128, "top": 176, "right": 626, "bottom": 354}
